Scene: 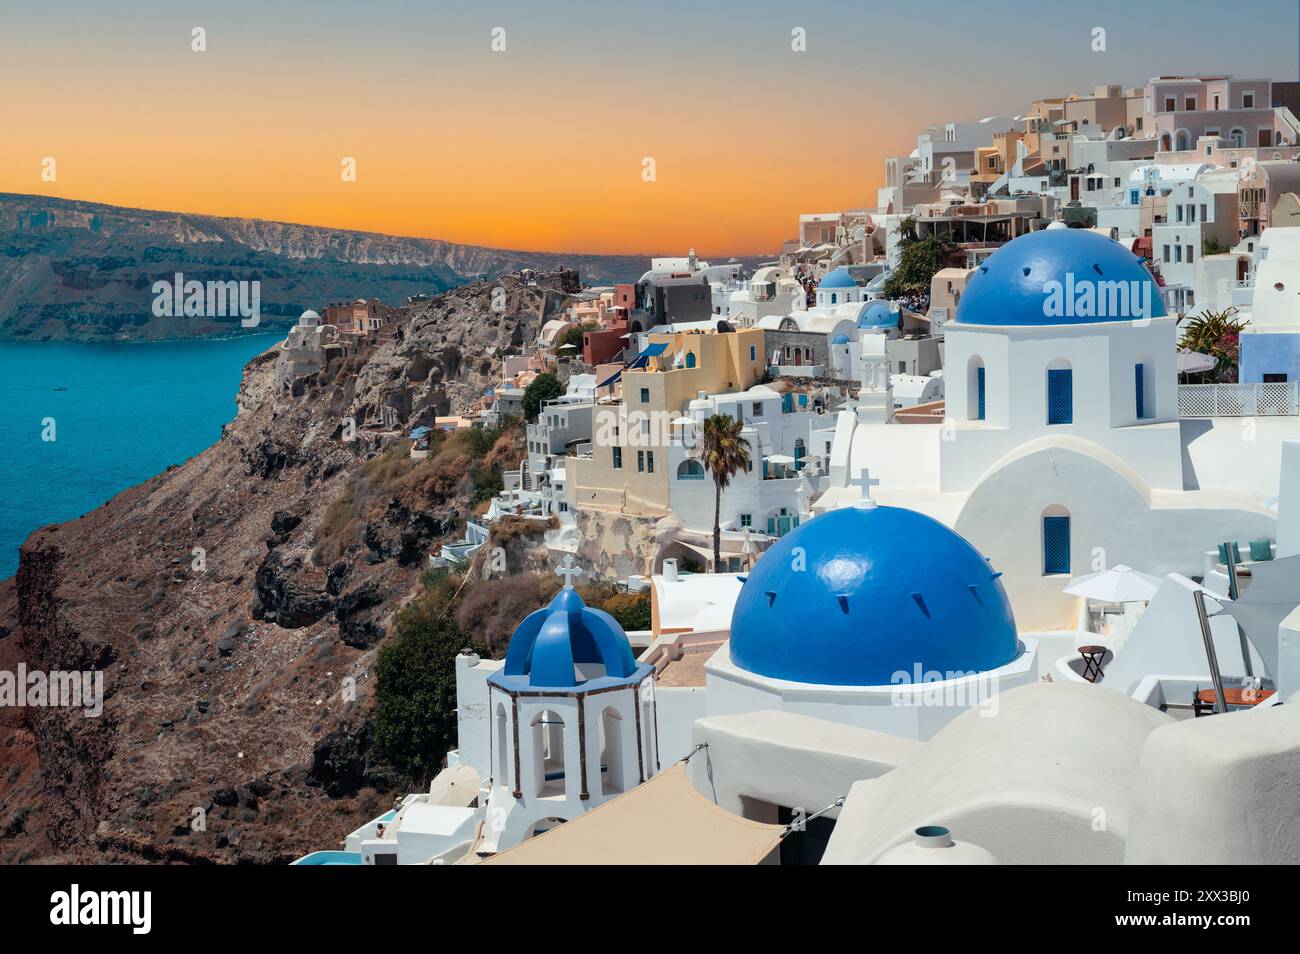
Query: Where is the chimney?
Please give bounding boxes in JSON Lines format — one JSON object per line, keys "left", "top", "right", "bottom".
{"left": 662, "top": 559, "right": 679, "bottom": 583}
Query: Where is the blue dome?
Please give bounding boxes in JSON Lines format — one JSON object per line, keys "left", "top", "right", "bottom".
{"left": 955, "top": 229, "right": 1166, "bottom": 326}
{"left": 498, "top": 587, "right": 638, "bottom": 688}
{"left": 818, "top": 267, "right": 857, "bottom": 290}
{"left": 730, "top": 505, "right": 1020, "bottom": 686}
{"left": 832, "top": 333, "right": 850, "bottom": 345}
{"left": 857, "top": 299, "right": 899, "bottom": 330}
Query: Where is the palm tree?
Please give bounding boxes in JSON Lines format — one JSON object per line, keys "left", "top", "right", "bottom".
{"left": 697, "top": 414, "right": 751, "bottom": 571}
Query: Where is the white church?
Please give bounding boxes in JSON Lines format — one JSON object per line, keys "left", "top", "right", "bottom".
{"left": 817, "top": 228, "right": 1287, "bottom": 629}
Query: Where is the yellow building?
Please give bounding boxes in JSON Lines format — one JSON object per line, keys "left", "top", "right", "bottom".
{"left": 568, "top": 327, "right": 766, "bottom": 516}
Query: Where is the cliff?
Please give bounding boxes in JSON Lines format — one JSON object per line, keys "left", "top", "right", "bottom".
{"left": 0, "top": 271, "right": 576, "bottom": 863}
{"left": 0, "top": 193, "right": 652, "bottom": 340}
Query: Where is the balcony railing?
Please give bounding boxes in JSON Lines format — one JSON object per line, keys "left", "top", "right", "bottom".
{"left": 1178, "top": 382, "right": 1299, "bottom": 417}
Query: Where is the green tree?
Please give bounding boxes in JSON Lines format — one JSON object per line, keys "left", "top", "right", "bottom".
{"left": 600, "top": 591, "right": 652, "bottom": 631}
{"left": 1179, "top": 307, "right": 1248, "bottom": 382}
{"left": 883, "top": 232, "right": 958, "bottom": 300}
{"left": 697, "top": 414, "right": 751, "bottom": 570}
{"left": 551, "top": 321, "right": 598, "bottom": 355}
{"left": 373, "top": 600, "right": 481, "bottom": 783}
{"left": 522, "top": 372, "right": 564, "bottom": 420}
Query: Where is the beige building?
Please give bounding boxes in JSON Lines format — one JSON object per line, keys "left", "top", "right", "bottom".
{"left": 1062, "top": 85, "right": 1145, "bottom": 135}
{"left": 567, "top": 328, "right": 766, "bottom": 516}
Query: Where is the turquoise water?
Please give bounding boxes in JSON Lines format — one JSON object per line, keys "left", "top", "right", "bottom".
{"left": 291, "top": 851, "right": 364, "bottom": 865}
{"left": 0, "top": 335, "right": 279, "bottom": 579}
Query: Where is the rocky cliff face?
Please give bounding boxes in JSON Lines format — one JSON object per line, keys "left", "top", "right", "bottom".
{"left": 0, "top": 193, "right": 651, "bottom": 340}
{"left": 0, "top": 271, "right": 574, "bottom": 863}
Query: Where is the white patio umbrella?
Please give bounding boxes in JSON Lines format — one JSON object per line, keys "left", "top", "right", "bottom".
{"left": 741, "top": 526, "right": 756, "bottom": 557}
{"left": 1063, "top": 564, "right": 1164, "bottom": 603}
{"left": 1177, "top": 349, "right": 1216, "bottom": 374}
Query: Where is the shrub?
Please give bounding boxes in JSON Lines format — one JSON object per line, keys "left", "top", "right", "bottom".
{"left": 522, "top": 373, "right": 564, "bottom": 420}
{"left": 454, "top": 573, "right": 560, "bottom": 656}
{"left": 373, "top": 598, "right": 482, "bottom": 784}
{"left": 600, "top": 591, "right": 652, "bottom": 632}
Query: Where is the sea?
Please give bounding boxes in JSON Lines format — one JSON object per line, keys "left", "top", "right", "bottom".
{"left": 0, "top": 334, "right": 280, "bottom": 579}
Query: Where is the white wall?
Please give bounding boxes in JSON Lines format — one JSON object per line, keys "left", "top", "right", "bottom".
{"left": 941, "top": 318, "right": 1184, "bottom": 493}
{"left": 704, "top": 640, "right": 1039, "bottom": 742}
{"left": 1279, "top": 440, "right": 1300, "bottom": 557}
{"left": 952, "top": 439, "right": 1276, "bottom": 629}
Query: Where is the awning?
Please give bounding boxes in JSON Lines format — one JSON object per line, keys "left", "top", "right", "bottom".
{"left": 596, "top": 369, "right": 623, "bottom": 390}
{"left": 479, "top": 763, "right": 784, "bottom": 865}
{"left": 766, "top": 454, "right": 796, "bottom": 465}
{"left": 641, "top": 342, "right": 669, "bottom": 357}
{"left": 1214, "top": 553, "right": 1300, "bottom": 676}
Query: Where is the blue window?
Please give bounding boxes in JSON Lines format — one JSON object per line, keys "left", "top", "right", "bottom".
{"left": 1135, "top": 363, "right": 1146, "bottom": 419}
{"left": 640, "top": 387, "right": 649, "bottom": 403}
{"left": 637, "top": 450, "right": 645, "bottom": 472}
{"left": 976, "top": 366, "right": 986, "bottom": 421}
{"left": 749, "top": 345, "right": 757, "bottom": 361}
{"left": 1047, "top": 368, "right": 1073, "bottom": 424}
{"left": 739, "top": 513, "right": 752, "bottom": 528}
{"left": 613, "top": 447, "right": 622, "bottom": 469}
{"left": 1043, "top": 516, "right": 1071, "bottom": 575}
{"left": 646, "top": 451, "right": 654, "bottom": 473}
{"left": 677, "top": 460, "right": 705, "bottom": 480}
{"left": 685, "top": 352, "right": 697, "bottom": 369}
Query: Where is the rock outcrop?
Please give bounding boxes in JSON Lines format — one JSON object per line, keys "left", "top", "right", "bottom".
{"left": 0, "top": 270, "right": 575, "bottom": 862}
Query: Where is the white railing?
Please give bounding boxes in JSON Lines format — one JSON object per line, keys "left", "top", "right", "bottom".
{"left": 1178, "top": 382, "right": 1298, "bottom": 417}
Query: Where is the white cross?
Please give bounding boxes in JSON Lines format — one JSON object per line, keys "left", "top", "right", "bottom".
{"left": 555, "top": 554, "right": 584, "bottom": 589}
{"left": 849, "top": 466, "right": 880, "bottom": 509}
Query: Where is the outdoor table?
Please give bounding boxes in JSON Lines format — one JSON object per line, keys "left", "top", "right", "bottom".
{"left": 1193, "top": 686, "right": 1277, "bottom": 716}
{"left": 1077, "top": 645, "right": 1108, "bottom": 683}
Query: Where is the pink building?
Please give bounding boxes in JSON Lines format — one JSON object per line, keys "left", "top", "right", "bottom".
{"left": 1147, "top": 76, "right": 1293, "bottom": 152}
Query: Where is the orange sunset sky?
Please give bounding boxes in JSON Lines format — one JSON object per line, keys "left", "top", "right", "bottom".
{"left": 2, "top": 0, "right": 1296, "bottom": 257}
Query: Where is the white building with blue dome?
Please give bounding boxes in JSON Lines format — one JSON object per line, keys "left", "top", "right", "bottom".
{"left": 817, "top": 228, "right": 1286, "bottom": 629}
{"left": 702, "top": 497, "right": 1038, "bottom": 739}
{"left": 472, "top": 570, "right": 660, "bottom": 853}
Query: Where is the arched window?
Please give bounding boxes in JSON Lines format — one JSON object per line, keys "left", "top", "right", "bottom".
{"left": 495, "top": 702, "right": 510, "bottom": 790}
{"left": 676, "top": 459, "right": 705, "bottom": 480}
{"left": 968, "top": 355, "right": 986, "bottom": 421}
{"left": 1174, "top": 128, "right": 1192, "bottom": 151}
{"left": 530, "top": 709, "right": 566, "bottom": 798}
{"left": 1160, "top": 132, "right": 1172, "bottom": 152}
{"left": 1046, "top": 359, "right": 1073, "bottom": 425}
{"left": 685, "top": 351, "right": 697, "bottom": 369}
{"left": 1229, "top": 127, "right": 1246, "bottom": 148}
{"left": 598, "top": 706, "right": 625, "bottom": 796}
{"left": 1042, "top": 504, "right": 1071, "bottom": 575}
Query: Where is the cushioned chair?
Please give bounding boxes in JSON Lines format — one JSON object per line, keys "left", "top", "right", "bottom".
{"left": 1217, "top": 542, "right": 1243, "bottom": 565}
{"left": 1249, "top": 539, "right": 1275, "bottom": 562}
